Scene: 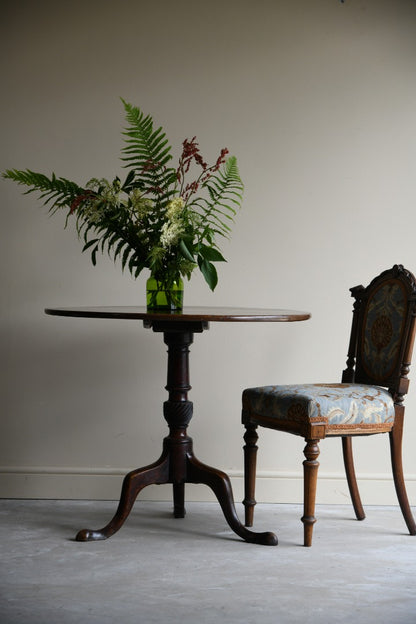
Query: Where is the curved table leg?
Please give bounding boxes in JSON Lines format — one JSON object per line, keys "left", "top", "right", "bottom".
{"left": 173, "top": 482, "right": 186, "bottom": 518}
{"left": 187, "top": 454, "right": 278, "bottom": 546}
{"left": 76, "top": 453, "right": 170, "bottom": 541}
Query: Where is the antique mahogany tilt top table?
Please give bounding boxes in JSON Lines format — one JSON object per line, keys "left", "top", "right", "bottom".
{"left": 45, "top": 306, "right": 310, "bottom": 546}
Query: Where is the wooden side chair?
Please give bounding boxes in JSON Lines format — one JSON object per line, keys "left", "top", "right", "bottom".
{"left": 242, "top": 265, "right": 416, "bottom": 546}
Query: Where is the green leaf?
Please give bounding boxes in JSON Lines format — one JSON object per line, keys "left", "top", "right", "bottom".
{"left": 91, "top": 246, "right": 98, "bottom": 266}
{"left": 121, "top": 245, "right": 132, "bottom": 271}
{"left": 113, "top": 238, "right": 126, "bottom": 260}
{"left": 122, "top": 169, "right": 135, "bottom": 190}
{"left": 82, "top": 238, "right": 99, "bottom": 252}
{"left": 198, "top": 256, "right": 218, "bottom": 291}
{"left": 198, "top": 245, "right": 226, "bottom": 263}
{"left": 179, "top": 239, "right": 195, "bottom": 262}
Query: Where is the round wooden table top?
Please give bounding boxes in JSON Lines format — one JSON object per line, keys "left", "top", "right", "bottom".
{"left": 45, "top": 306, "right": 311, "bottom": 323}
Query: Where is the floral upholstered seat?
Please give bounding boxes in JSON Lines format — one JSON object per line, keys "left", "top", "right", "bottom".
{"left": 242, "top": 265, "right": 416, "bottom": 546}
{"left": 243, "top": 383, "right": 395, "bottom": 429}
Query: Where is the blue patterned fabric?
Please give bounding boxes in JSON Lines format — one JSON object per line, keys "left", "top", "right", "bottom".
{"left": 243, "top": 383, "right": 395, "bottom": 427}
{"left": 361, "top": 280, "right": 407, "bottom": 382}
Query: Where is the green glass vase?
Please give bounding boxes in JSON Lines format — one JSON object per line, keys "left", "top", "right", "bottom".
{"left": 146, "top": 276, "right": 184, "bottom": 311}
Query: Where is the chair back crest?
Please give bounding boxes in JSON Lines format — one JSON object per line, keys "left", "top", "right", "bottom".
{"left": 344, "top": 265, "right": 416, "bottom": 398}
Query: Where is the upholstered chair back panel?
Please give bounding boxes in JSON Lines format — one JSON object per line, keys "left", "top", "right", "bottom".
{"left": 356, "top": 278, "right": 409, "bottom": 387}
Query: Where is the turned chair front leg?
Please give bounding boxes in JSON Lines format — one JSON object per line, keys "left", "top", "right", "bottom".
{"left": 243, "top": 423, "right": 259, "bottom": 527}
{"left": 301, "top": 439, "right": 320, "bottom": 547}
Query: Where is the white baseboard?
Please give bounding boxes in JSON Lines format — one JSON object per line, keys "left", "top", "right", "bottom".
{"left": 0, "top": 466, "right": 415, "bottom": 506}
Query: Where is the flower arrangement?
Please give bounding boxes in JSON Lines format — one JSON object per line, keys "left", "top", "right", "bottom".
{"left": 3, "top": 99, "right": 244, "bottom": 308}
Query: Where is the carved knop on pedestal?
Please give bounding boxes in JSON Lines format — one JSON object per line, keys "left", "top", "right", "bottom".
{"left": 163, "top": 400, "right": 193, "bottom": 429}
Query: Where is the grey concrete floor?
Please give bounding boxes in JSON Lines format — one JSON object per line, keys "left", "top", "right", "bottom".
{"left": 0, "top": 499, "right": 415, "bottom": 624}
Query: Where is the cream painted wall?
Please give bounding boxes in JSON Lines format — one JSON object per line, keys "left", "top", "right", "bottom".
{"left": 1, "top": 0, "right": 416, "bottom": 508}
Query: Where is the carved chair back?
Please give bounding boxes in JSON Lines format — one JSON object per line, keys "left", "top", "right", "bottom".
{"left": 342, "top": 265, "right": 416, "bottom": 405}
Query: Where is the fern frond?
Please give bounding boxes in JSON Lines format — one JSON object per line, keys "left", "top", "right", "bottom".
{"left": 120, "top": 100, "right": 176, "bottom": 202}
{"left": 3, "top": 169, "right": 83, "bottom": 213}
{"left": 190, "top": 156, "right": 243, "bottom": 242}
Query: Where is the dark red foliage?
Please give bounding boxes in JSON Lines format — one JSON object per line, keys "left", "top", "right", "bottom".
{"left": 70, "top": 190, "right": 95, "bottom": 214}
{"left": 177, "top": 137, "right": 228, "bottom": 201}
